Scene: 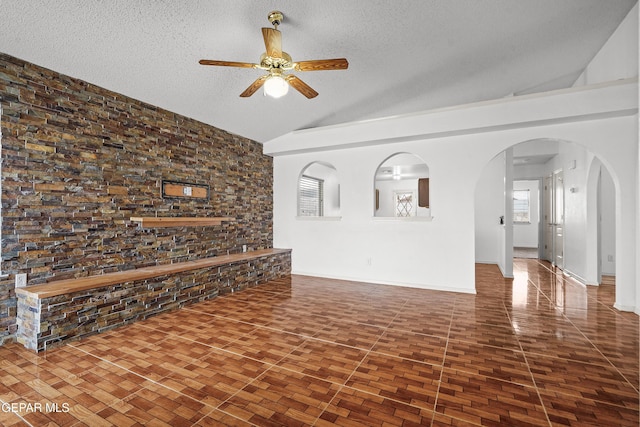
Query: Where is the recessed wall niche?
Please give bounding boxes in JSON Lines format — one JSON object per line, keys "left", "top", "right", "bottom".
{"left": 374, "top": 153, "right": 431, "bottom": 218}
{"left": 297, "top": 162, "right": 340, "bottom": 217}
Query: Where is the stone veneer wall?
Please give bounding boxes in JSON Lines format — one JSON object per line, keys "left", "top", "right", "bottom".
{"left": 0, "top": 53, "right": 275, "bottom": 346}
{"left": 18, "top": 250, "right": 291, "bottom": 352}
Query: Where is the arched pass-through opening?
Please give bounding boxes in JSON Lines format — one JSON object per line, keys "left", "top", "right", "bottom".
{"left": 297, "top": 161, "right": 341, "bottom": 218}
{"left": 373, "top": 152, "right": 430, "bottom": 219}
{"left": 474, "top": 138, "right": 620, "bottom": 307}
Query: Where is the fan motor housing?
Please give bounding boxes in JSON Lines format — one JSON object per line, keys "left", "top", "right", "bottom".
{"left": 259, "top": 52, "right": 293, "bottom": 70}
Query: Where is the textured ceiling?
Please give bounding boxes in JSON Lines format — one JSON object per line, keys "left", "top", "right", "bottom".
{"left": 0, "top": 0, "right": 636, "bottom": 143}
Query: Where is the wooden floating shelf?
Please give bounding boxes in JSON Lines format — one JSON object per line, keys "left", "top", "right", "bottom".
{"left": 130, "top": 217, "right": 235, "bottom": 228}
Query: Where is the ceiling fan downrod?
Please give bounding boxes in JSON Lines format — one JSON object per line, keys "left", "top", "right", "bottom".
{"left": 268, "top": 11, "right": 283, "bottom": 29}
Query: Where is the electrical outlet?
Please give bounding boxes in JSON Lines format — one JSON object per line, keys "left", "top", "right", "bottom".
{"left": 242, "top": 244, "right": 247, "bottom": 253}
{"left": 15, "top": 273, "right": 27, "bottom": 288}
{"left": 366, "top": 257, "right": 372, "bottom": 266}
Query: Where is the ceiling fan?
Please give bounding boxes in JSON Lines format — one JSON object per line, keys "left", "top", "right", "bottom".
{"left": 199, "top": 11, "right": 348, "bottom": 99}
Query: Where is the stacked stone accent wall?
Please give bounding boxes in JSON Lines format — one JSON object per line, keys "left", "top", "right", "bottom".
{"left": 17, "top": 250, "right": 291, "bottom": 352}
{"left": 0, "top": 53, "right": 276, "bottom": 346}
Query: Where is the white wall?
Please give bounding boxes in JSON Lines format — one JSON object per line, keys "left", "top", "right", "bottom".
{"left": 514, "top": 163, "right": 548, "bottom": 180}
{"left": 274, "top": 142, "right": 478, "bottom": 294}
{"left": 273, "top": 118, "right": 637, "bottom": 300}
{"left": 549, "top": 144, "right": 589, "bottom": 280}
{"left": 268, "top": 80, "right": 638, "bottom": 310}
{"left": 637, "top": 115, "right": 640, "bottom": 315}
{"left": 474, "top": 153, "right": 505, "bottom": 265}
{"left": 513, "top": 180, "right": 540, "bottom": 248}
{"left": 572, "top": 0, "right": 637, "bottom": 308}
{"left": 269, "top": 6, "right": 638, "bottom": 310}
{"left": 540, "top": 143, "right": 604, "bottom": 284}
{"left": 573, "top": 3, "right": 638, "bottom": 86}
{"left": 600, "top": 166, "right": 616, "bottom": 275}
{"left": 503, "top": 148, "right": 514, "bottom": 278}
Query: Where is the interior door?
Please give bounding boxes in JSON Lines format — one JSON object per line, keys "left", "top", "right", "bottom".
{"left": 553, "top": 170, "right": 564, "bottom": 269}
{"left": 543, "top": 175, "right": 553, "bottom": 261}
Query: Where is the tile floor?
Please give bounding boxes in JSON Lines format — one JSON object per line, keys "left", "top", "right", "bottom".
{"left": 513, "top": 247, "right": 539, "bottom": 259}
{"left": 0, "top": 259, "right": 638, "bottom": 426}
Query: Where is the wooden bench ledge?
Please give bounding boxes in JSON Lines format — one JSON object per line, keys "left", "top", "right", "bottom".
{"left": 16, "top": 248, "right": 291, "bottom": 299}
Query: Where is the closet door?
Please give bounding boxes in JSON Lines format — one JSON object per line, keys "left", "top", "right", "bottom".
{"left": 553, "top": 170, "right": 564, "bottom": 269}
{"left": 543, "top": 175, "right": 553, "bottom": 262}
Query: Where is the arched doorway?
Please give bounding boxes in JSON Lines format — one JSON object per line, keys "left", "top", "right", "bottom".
{"left": 474, "top": 138, "right": 617, "bottom": 293}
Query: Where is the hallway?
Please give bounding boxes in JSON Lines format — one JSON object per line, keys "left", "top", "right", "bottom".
{"left": 0, "top": 260, "right": 637, "bottom": 426}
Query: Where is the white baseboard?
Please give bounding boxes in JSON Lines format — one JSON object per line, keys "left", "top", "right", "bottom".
{"left": 496, "top": 263, "right": 514, "bottom": 279}
{"left": 291, "top": 270, "right": 476, "bottom": 294}
{"left": 613, "top": 302, "right": 637, "bottom": 313}
{"left": 562, "top": 269, "right": 588, "bottom": 286}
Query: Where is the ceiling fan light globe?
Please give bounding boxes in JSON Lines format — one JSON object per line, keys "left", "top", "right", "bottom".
{"left": 264, "top": 75, "right": 289, "bottom": 98}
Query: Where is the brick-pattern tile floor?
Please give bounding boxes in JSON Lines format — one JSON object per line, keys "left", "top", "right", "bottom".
{"left": 0, "top": 259, "right": 638, "bottom": 426}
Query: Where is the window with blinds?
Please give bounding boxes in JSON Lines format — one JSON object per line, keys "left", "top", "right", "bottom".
{"left": 298, "top": 175, "right": 324, "bottom": 216}
{"left": 513, "top": 189, "right": 530, "bottom": 223}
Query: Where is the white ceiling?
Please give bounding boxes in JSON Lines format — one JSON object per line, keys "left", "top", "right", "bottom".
{"left": 0, "top": 1, "right": 636, "bottom": 143}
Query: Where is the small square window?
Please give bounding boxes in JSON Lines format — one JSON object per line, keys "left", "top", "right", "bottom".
{"left": 513, "top": 190, "right": 530, "bottom": 223}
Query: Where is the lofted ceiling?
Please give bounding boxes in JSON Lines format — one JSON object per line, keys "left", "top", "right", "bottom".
{"left": 0, "top": 0, "right": 636, "bottom": 143}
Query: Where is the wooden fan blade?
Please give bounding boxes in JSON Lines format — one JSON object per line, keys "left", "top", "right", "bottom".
{"left": 286, "top": 75, "right": 318, "bottom": 99}
{"left": 240, "top": 75, "right": 269, "bottom": 97}
{"left": 262, "top": 28, "right": 282, "bottom": 58}
{"left": 199, "top": 59, "right": 257, "bottom": 68}
{"left": 294, "top": 58, "right": 349, "bottom": 71}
